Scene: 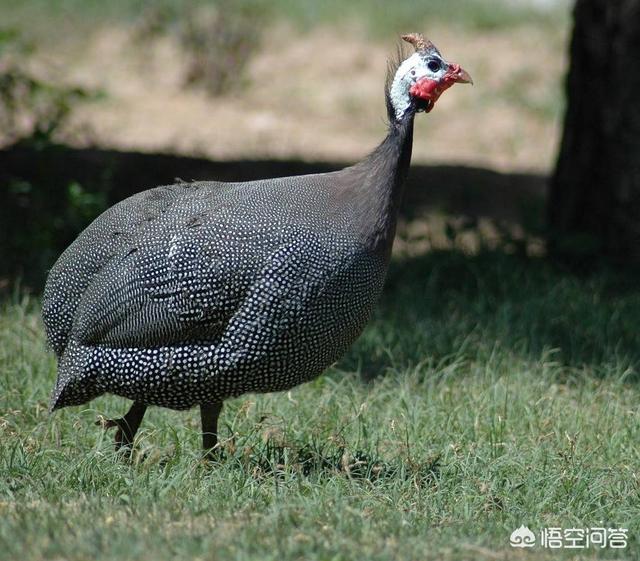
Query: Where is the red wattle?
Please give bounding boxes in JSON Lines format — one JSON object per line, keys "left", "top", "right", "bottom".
{"left": 409, "top": 79, "right": 439, "bottom": 99}
{"left": 409, "top": 73, "right": 461, "bottom": 112}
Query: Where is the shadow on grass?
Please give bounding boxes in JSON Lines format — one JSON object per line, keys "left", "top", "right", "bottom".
{"left": 220, "top": 440, "right": 441, "bottom": 484}
{"left": 348, "top": 250, "right": 640, "bottom": 379}
{"left": 2, "top": 142, "right": 637, "bottom": 376}
{"left": 0, "top": 142, "right": 545, "bottom": 289}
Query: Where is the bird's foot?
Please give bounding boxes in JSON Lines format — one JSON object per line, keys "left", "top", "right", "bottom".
{"left": 95, "top": 416, "right": 134, "bottom": 454}
{"left": 203, "top": 445, "right": 224, "bottom": 463}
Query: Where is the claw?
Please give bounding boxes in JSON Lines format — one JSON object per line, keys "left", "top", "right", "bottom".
{"left": 96, "top": 416, "right": 121, "bottom": 430}
{"left": 95, "top": 416, "right": 131, "bottom": 452}
{"left": 203, "top": 445, "right": 223, "bottom": 463}
{"left": 94, "top": 403, "right": 147, "bottom": 457}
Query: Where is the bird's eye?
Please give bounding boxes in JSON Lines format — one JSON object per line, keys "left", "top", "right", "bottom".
{"left": 428, "top": 60, "right": 441, "bottom": 72}
{"left": 410, "top": 69, "right": 416, "bottom": 76}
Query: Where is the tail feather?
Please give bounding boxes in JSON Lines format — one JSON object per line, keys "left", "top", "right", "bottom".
{"left": 49, "top": 340, "right": 103, "bottom": 412}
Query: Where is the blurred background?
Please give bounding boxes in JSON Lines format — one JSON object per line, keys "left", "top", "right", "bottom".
{"left": 0, "top": 0, "right": 578, "bottom": 289}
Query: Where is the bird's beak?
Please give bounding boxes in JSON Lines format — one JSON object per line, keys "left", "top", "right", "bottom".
{"left": 448, "top": 63, "right": 473, "bottom": 85}
{"left": 409, "top": 60, "right": 473, "bottom": 113}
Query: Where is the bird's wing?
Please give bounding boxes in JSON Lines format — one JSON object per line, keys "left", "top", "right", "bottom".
{"left": 42, "top": 184, "right": 186, "bottom": 356}
{"left": 46, "top": 174, "right": 342, "bottom": 352}
{"left": 71, "top": 216, "right": 278, "bottom": 348}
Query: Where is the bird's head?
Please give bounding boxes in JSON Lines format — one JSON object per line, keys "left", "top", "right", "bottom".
{"left": 387, "top": 33, "right": 472, "bottom": 122}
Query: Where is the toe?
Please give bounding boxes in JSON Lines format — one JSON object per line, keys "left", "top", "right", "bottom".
{"left": 96, "top": 416, "right": 122, "bottom": 430}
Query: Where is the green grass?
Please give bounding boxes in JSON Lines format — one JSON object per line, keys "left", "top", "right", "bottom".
{"left": 1, "top": 251, "right": 639, "bottom": 560}
{"left": 0, "top": 0, "right": 570, "bottom": 43}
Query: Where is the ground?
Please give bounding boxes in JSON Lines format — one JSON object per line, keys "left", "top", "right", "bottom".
{"left": 1, "top": 253, "right": 639, "bottom": 560}
{"left": 1, "top": 2, "right": 638, "bottom": 560}
{"left": 2, "top": 3, "right": 567, "bottom": 172}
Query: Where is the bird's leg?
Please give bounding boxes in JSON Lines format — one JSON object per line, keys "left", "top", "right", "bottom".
{"left": 200, "top": 401, "right": 223, "bottom": 460}
{"left": 98, "top": 401, "right": 147, "bottom": 453}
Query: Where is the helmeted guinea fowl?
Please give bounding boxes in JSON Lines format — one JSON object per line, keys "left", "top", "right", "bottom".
{"left": 43, "top": 33, "right": 471, "bottom": 457}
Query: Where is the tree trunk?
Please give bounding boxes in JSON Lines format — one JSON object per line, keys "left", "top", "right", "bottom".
{"left": 549, "top": 0, "right": 640, "bottom": 264}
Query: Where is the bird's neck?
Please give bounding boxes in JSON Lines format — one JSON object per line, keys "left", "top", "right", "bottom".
{"left": 348, "top": 113, "right": 415, "bottom": 260}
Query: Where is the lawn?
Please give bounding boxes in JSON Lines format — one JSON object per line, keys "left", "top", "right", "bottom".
{"left": 1, "top": 251, "right": 638, "bottom": 560}
{"left": 1, "top": 0, "right": 570, "bottom": 39}
{"left": 0, "top": 1, "right": 636, "bottom": 558}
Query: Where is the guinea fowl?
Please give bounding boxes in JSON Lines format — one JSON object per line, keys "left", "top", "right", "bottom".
{"left": 43, "top": 33, "right": 471, "bottom": 457}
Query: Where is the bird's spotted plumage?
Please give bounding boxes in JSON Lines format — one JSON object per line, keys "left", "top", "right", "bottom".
{"left": 42, "top": 33, "right": 471, "bottom": 455}
{"left": 44, "top": 175, "right": 386, "bottom": 411}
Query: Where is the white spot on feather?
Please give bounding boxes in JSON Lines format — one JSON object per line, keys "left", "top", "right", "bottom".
{"left": 168, "top": 234, "right": 180, "bottom": 259}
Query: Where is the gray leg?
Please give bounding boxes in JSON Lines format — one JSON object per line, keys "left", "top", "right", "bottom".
{"left": 200, "top": 402, "right": 223, "bottom": 460}
{"left": 98, "top": 401, "right": 147, "bottom": 453}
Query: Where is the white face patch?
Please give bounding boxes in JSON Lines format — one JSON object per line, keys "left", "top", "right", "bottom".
{"left": 389, "top": 51, "right": 448, "bottom": 121}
